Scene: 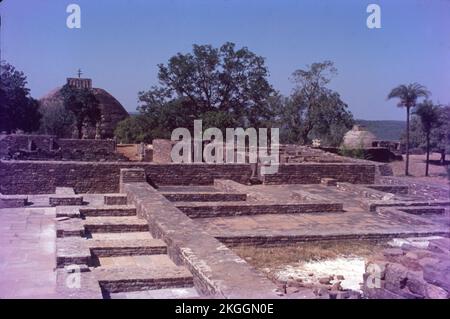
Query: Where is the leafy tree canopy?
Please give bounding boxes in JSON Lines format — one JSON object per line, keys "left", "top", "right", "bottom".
{"left": 0, "top": 61, "right": 41, "bottom": 133}
{"left": 404, "top": 104, "right": 450, "bottom": 155}
{"left": 137, "top": 42, "right": 277, "bottom": 130}
{"left": 38, "top": 103, "right": 75, "bottom": 138}
{"left": 60, "top": 84, "right": 101, "bottom": 139}
{"left": 279, "top": 61, "right": 354, "bottom": 146}
{"left": 115, "top": 115, "right": 156, "bottom": 144}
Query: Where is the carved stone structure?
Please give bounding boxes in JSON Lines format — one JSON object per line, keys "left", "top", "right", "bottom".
{"left": 39, "top": 77, "right": 129, "bottom": 139}
{"left": 0, "top": 135, "right": 448, "bottom": 299}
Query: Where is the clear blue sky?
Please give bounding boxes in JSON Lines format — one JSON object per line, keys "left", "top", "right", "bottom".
{"left": 1, "top": 0, "right": 449, "bottom": 120}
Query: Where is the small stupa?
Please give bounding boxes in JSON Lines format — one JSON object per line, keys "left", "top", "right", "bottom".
{"left": 342, "top": 125, "right": 376, "bottom": 148}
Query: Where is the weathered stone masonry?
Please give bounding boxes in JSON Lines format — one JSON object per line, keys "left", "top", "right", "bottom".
{"left": 0, "top": 160, "right": 378, "bottom": 194}
{"left": 123, "top": 181, "right": 280, "bottom": 298}
{"left": 262, "top": 163, "right": 376, "bottom": 184}
{"left": 0, "top": 134, "right": 124, "bottom": 161}
{"left": 0, "top": 160, "right": 253, "bottom": 194}
{"left": 0, "top": 160, "right": 379, "bottom": 194}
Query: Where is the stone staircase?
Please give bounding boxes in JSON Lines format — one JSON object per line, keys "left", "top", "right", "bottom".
{"left": 56, "top": 198, "right": 200, "bottom": 299}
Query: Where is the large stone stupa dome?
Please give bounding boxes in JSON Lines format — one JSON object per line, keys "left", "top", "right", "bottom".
{"left": 40, "top": 77, "right": 129, "bottom": 139}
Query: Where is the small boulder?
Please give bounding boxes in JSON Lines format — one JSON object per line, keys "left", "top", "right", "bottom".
{"left": 319, "top": 277, "right": 331, "bottom": 285}
{"left": 383, "top": 248, "right": 405, "bottom": 257}
{"left": 330, "top": 281, "right": 343, "bottom": 291}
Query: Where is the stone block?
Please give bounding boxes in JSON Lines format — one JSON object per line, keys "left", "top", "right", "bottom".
{"left": 104, "top": 194, "right": 128, "bottom": 205}
{"left": 119, "top": 168, "right": 146, "bottom": 192}
{"left": 0, "top": 194, "right": 28, "bottom": 208}
{"left": 152, "top": 139, "right": 174, "bottom": 163}
{"left": 321, "top": 178, "right": 337, "bottom": 186}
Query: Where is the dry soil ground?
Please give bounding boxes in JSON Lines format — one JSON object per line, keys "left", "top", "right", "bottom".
{"left": 389, "top": 153, "right": 449, "bottom": 186}
{"left": 232, "top": 240, "right": 389, "bottom": 292}
{"left": 116, "top": 144, "right": 139, "bottom": 161}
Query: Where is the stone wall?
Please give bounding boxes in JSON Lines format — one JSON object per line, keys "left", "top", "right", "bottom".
{"left": 175, "top": 202, "right": 344, "bottom": 218}
{"left": 0, "top": 160, "right": 379, "bottom": 194}
{"left": 57, "top": 139, "right": 116, "bottom": 153}
{"left": 0, "top": 160, "right": 253, "bottom": 194}
{"left": 262, "top": 163, "right": 376, "bottom": 185}
{"left": 119, "top": 168, "right": 147, "bottom": 192}
{"left": 152, "top": 139, "right": 174, "bottom": 163}
{"left": 0, "top": 194, "right": 28, "bottom": 208}
{"left": 0, "top": 134, "right": 126, "bottom": 161}
{"left": 0, "top": 134, "right": 56, "bottom": 158}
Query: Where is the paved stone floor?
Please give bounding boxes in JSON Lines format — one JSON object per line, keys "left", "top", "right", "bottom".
{"left": 98, "top": 255, "right": 176, "bottom": 269}
{"left": 241, "top": 184, "right": 378, "bottom": 209}
{"left": 0, "top": 207, "right": 57, "bottom": 298}
{"left": 1, "top": 184, "right": 448, "bottom": 298}
{"left": 190, "top": 184, "right": 449, "bottom": 242}
{"left": 110, "top": 287, "right": 200, "bottom": 299}
{"left": 194, "top": 210, "right": 446, "bottom": 239}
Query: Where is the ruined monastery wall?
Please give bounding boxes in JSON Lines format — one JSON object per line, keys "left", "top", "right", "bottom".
{"left": 0, "top": 160, "right": 253, "bottom": 194}
{"left": 0, "top": 160, "right": 378, "bottom": 194}
{"left": 262, "top": 163, "right": 376, "bottom": 184}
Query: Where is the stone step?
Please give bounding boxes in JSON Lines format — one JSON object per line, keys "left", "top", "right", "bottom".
{"left": 84, "top": 216, "right": 148, "bottom": 233}
{"left": 0, "top": 194, "right": 28, "bottom": 208}
{"left": 57, "top": 237, "right": 91, "bottom": 267}
{"left": 368, "top": 200, "right": 450, "bottom": 212}
{"left": 56, "top": 218, "right": 85, "bottom": 238}
{"left": 56, "top": 207, "right": 81, "bottom": 218}
{"left": 161, "top": 192, "right": 247, "bottom": 202}
{"left": 90, "top": 232, "right": 154, "bottom": 240}
{"left": 104, "top": 194, "right": 128, "bottom": 206}
{"left": 57, "top": 237, "right": 168, "bottom": 267}
{"left": 49, "top": 194, "right": 83, "bottom": 207}
{"left": 80, "top": 205, "right": 137, "bottom": 217}
{"left": 398, "top": 206, "right": 446, "bottom": 215}
{"left": 94, "top": 260, "right": 194, "bottom": 293}
{"left": 174, "top": 201, "right": 344, "bottom": 218}
{"left": 50, "top": 187, "right": 83, "bottom": 206}
{"left": 56, "top": 268, "right": 104, "bottom": 299}
{"left": 89, "top": 238, "right": 167, "bottom": 257}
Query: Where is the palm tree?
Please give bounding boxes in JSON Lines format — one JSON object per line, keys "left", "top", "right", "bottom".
{"left": 414, "top": 101, "right": 440, "bottom": 176}
{"left": 388, "top": 83, "right": 430, "bottom": 175}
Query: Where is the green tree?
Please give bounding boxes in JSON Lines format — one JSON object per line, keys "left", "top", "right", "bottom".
{"left": 115, "top": 115, "right": 155, "bottom": 144}
{"left": 281, "top": 61, "right": 354, "bottom": 146}
{"left": 38, "top": 103, "right": 75, "bottom": 137}
{"left": 0, "top": 61, "right": 42, "bottom": 133}
{"left": 60, "top": 84, "right": 101, "bottom": 139}
{"left": 400, "top": 116, "right": 426, "bottom": 151}
{"left": 138, "top": 42, "right": 276, "bottom": 133}
{"left": 387, "top": 83, "right": 430, "bottom": 175}
{"left": 414, "top": 101, "right": 440, "bottom": 176}
{"left": 431, "top": 106, "right": 450, "bottom": 165}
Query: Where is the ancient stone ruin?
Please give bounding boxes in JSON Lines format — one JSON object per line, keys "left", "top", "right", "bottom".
{"left": 0, "top": 135, "right": 448, "bottom": 299}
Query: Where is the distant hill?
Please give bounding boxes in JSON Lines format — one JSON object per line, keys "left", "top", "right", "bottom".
{"left": 124, "top": 113, "right": 405, "bottom": 141}
{"left": 355, "top": 120, "right": 405, "bottom": 141}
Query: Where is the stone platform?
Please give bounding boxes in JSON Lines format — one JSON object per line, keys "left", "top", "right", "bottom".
{"left": 1, "top": 174, "right": 448, "bottom": 299}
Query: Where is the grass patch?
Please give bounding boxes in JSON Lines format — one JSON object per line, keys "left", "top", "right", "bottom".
{"left": 232, "top": 240, "right": 388, "bottom": 270}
